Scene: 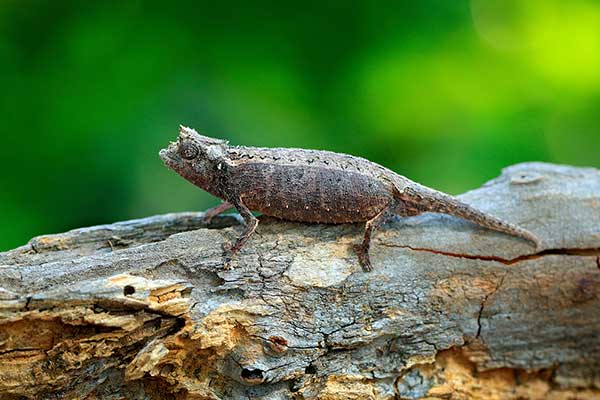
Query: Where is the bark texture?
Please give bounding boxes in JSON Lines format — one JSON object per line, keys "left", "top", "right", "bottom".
{"left": 0, "top": 162, "right": 599, "bottom": 400}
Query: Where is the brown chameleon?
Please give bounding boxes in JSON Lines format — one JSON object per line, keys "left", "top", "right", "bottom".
{"left": 159, "top": 126, "right": 539, "bottom": 271}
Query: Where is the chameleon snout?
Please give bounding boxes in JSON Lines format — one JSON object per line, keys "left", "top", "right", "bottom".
{"left": 159, "top": 143, "right": 181, "bottom": 167}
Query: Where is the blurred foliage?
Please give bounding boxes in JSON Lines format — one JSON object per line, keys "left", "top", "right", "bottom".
{"left": 1, "top": 0, "right": 599, "bottom": 250}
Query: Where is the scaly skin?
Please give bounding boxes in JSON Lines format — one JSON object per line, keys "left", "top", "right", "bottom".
{"left": 159, "top": 126, "right": 540, "bottom": 271}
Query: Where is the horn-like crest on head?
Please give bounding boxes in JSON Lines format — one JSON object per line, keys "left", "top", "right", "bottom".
{"left": 178, "top": 125, "right": 229, "bottom": 145}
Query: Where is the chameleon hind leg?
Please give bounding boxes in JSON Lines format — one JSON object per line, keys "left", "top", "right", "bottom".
{"left": 353, "top": 204, "right": 395, "bottom": 272}
{"left": 223, "top": 197, "right": 258, "bottom": 267}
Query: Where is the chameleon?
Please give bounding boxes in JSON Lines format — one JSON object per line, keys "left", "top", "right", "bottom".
{"left": 159, "top": 126, "right": 540, "bottom": 271}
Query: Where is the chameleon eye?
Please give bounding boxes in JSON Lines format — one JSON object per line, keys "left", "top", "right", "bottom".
{"left": 180, "top": 142, "right": 199, "bottom": 160}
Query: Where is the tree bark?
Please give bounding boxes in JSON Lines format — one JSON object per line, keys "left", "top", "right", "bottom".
{"left": 1, "top": 162, "right": 599, "bottom": 400}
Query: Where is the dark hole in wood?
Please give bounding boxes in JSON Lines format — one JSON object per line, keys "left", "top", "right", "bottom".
{"left": 305, "top": 365, "right": 317, "bottom": 374}
{"left": 241, "top": 368, "right": 264, "bottom": 381}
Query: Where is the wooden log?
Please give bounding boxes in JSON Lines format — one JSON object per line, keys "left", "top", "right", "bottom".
{"left": 0, "top": 162, "right": 599, "bottom": 399}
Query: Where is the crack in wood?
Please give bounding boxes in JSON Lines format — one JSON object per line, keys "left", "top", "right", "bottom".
{"left": 475, "top": 272, "right": 508, "bottom": 341}
{"left": 381, "top": 243, "right": 600, "bottom": 265}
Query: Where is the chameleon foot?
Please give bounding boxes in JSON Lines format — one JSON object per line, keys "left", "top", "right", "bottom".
{"left": 222, "top": 242, "right": 235, "bottom": 269}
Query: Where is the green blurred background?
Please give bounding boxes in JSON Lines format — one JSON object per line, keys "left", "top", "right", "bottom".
{"left": 1, "top": 0, "right": 599, "bottom": 250}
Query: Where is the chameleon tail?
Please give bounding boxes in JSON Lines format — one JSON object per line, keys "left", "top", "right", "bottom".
{"left": 402, "top": 184, "right": 541, "bottom": 248}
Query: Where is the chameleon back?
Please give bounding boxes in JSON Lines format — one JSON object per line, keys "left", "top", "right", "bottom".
{"left": 224, "top": 147, "right": 393, "bottom": 223}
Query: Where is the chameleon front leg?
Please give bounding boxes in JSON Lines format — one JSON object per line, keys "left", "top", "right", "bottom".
{"left": 223, "top": 196, "right": 258, "bottom": 266}
{"left": 202, "top": 201, "right": 233, "bottom": 223}
{"left": 353, "top": 204, "right": 394, "bottom": 272}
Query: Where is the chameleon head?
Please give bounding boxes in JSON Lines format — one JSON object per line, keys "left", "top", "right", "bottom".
{"left": 159, "top": 125, "right": 228, "bottom": 189}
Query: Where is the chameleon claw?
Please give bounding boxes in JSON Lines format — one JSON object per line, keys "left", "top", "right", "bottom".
{"left": 361, "top": 260, "right": 373, "bottom": 272}
{"left": 223, "top": 259, "right": 234, "bottom": 270}
{"left": 222, "top": 242, "right": 235, "bottom": 269}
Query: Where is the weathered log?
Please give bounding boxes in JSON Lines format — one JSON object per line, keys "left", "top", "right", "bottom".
{"left": 0, "top": 162, "right": 599, "bottom": 400}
